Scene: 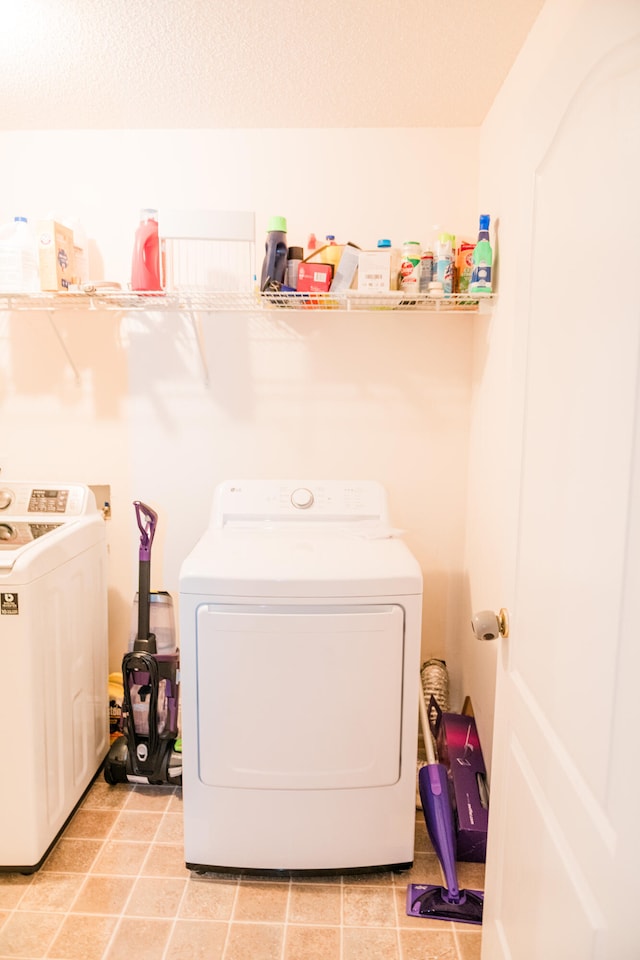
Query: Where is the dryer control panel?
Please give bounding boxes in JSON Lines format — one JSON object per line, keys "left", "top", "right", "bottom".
{"left": 212, "top": 479, "right": 390, "bottom": 526}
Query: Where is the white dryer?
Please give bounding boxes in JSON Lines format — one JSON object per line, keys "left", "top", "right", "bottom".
{"left": 179, "top": 479, "right": 423, "bottom": 874}
{"left": 0, "top": 482, "right": 109, "bottom": 872}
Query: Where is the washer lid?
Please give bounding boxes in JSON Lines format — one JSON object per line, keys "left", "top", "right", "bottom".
{"left": 179, "top": 526, "right": 422, "bottom": 598}
{"left": 0, "top": 516, "right": 104, "bottom": 580}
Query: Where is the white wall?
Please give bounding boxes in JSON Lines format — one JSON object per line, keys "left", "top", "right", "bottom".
{"left": 0, "top": 127, "right": 481, "bottom": 688}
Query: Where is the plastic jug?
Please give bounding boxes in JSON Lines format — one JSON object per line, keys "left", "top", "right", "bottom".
{"left": 260, "top": 216, "right": 288, "bottom": 290}
{"left": 0, "top": 216, "right": 40, "bottom": 292}
{"left": 131, "top": 208, "right": 161, "bottom": 291}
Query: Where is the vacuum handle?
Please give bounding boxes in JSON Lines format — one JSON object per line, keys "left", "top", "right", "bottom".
{"left": 134, "top": 501, "right": 157, "bottom": 562}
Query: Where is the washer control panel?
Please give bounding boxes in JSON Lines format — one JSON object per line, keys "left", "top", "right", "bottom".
{"left": 213, "top": 479, "right": 389, "bottom": 525}
{"left": 0, "top": 483, "right": 93, "bottom": 517}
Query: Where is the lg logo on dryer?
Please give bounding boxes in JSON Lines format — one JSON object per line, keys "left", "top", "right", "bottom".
{"left": 1, "top": 593, "right": 18, "bottom": 615}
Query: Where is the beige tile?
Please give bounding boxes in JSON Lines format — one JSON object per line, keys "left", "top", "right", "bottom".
{"left": 125, "top": 876, "right": 186, "bottom": 917}
{"left": 155, "top": 811, "right": 184, "bottom": 843}
{"left": 288, "top": 883, "right": 341, "bottom": 925}
{"left": 167, "top": 790, "right": 183, "bottom": 813}
{"left": 342, "top": 926, "right": 400, "bottom": 959}
{"left": 125, "top": 786, "right": 175, "bottom": 812}
{"left": 394, "top": 853, "right": 443, "bottom": 886}
{"left": 456, "top": 929, "right": 483, "bottom": 960}
{"left": 233, "top": 881, "right": 289, "bottom": 922}
{"left": 83, "top": 780, "right": 133, "bottom": 810}
{"left": 42, "top": 838, "right": 103, "bottom": 873}
{"left": 18, "top": 872, "right": 84, "bottom": 912}
{"left": 91, "top": 840, "right": 149, "bottom": 875}
{"left": 141, "top": 842, "right": 190, "bottom": 878}
{"left": 71, "top": 875, "right": 136, "bottom": 915}
{"left": 166, "top": 919, "right": 228, "bottom": 959}
{"left": 224, "top": 922, "right": 284, "bottom": 960}
{"left": 104, "top": 917, "right": 172, "bottom": 959}
{"left": 64, "top": 808, "right": 119, "bottom": 839}
{"left": 179, "top": 877, "right": 238, "bottom": 920}
{"left": 0, "top": 873, "right": 32, "bottom": 910}
{"left": 284, "top": 924, "right": 341, "bottom": 960}
{"left": 342, "top": 869, "right": 394, "bottom": 885}
{"left": 0, "top": 909, "right": 62, "bottom": 958}
{"left": 342, "top": 884, "right": 396, "bottom": 927}
{"left": 414, "top": 815, "right": 434, "bottom": 855}
{"left": 456, "top": 860, "right": 485, "bottom": 891}
{"left": 110, "top": 810, "right": 163, "bottom": 842}
{"left": 399, "top": 926, "right": 458, "bottom": 960}
{"left": 48, "top": 913, "right": 118, "bottom": 959}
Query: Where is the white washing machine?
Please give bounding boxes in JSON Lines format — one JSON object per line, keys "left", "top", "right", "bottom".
{"left": 179, "top": 479, "right": 423, "bottom": 874}
{"left": 0, "top": 482, "right": 109, "bottom": 872}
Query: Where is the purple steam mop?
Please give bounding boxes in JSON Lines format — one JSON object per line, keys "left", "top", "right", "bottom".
{"left": 406, "top": 687, "right": 484, "bottom": 924}
{"left": 103, "top": 501, "right": 181, "bottom": 786}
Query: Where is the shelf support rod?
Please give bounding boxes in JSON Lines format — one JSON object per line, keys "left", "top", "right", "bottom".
{"left": 187, "top": 311, "right": 210, "bottom": 387}
{"left": 47, "top": 312, "right": 81, "bottom": 385}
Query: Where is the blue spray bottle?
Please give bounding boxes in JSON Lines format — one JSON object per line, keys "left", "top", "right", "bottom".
{"left": 470, "top": 215, "right": 493, "bottom": 294}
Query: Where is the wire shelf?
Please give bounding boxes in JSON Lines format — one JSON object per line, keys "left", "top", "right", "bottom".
{"left": 0, "top": 290, "right": 494, "bottom": 314}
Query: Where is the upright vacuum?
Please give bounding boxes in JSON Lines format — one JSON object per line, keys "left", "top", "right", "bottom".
{"left": 104, "top": 501, "right": 182, "bottom": 786}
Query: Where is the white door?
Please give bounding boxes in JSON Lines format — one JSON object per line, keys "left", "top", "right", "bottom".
{"left": 483, "top": 30, "right": 640, "bottom": 960}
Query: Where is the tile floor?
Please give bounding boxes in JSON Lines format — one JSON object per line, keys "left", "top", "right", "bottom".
{"left": 0, "top": 777, "right": 484, "bottom": 960}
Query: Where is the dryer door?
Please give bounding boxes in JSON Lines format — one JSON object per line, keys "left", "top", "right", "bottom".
{"left": 195, "top": 603, "right": 405, "bottom": 790}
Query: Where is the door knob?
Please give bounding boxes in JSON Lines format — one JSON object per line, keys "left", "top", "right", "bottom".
{"left": 471, "top": 608, "right": 510, "bottom": 641}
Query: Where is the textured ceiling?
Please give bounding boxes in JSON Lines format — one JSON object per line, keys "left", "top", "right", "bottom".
{"left": 0, "top": 0, "right": 545, "bottom": 129}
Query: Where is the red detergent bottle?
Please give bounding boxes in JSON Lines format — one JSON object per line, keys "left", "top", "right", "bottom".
{"left": 131, "top": 208, "right": 161, "bottom": 291}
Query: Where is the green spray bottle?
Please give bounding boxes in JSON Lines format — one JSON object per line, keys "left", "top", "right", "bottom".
{"left": 470, "top": 214, "right": 493, "bottom": 294}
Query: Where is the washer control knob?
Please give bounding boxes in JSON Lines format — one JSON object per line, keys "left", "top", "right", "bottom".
{"left": 291, "top": 487, "right": 314, "bottom": 510}
{"left": 0, "top": 489, "right": 13, "bottom": 510}
{"left": 0, "top": 524, "right": 14, "bottom": 541}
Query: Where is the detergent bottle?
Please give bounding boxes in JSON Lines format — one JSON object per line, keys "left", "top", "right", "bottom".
{"left": 0, "top": 216, "right": 40, "bottom": 292}
{"left": 131, "top": 208, "right": 161, "bottom": 291}
{"left": 260, "top": 216, "right": 288, "bottom": 290}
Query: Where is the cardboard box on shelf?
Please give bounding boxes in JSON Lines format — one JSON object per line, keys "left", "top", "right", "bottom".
{"left": 357, "top": 249, "right": 392, "bottom": 291}
{"left": 330, "top": 242, "right": 360, "bottom": 292}
{"left": 297, "top": 262, "right": 333, "bottom": 293}
{"left": 37, "top": 220, "right": 75, "bottom": 290}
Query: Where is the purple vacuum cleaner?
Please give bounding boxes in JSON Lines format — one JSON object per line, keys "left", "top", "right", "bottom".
{"left": 104, "top": 501, "right": 181, "bottom": 786}
{"left": 406, "top": 687, "right": 484, "bottom": 924}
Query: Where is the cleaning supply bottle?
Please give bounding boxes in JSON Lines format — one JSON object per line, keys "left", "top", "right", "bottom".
{"left": 131, "top": 208, "right": 161, "bottom": 291}
{"left": 469, "top": 214, "right": 493, "bottom": 294}
{"left": 0, "top": 216, "right": 40, "bottom": 292}
{"left": 434, "top": 233, "right": 454, "bottom": 296}
{"left": 260, "top": 216, "right": 288, "bottom": 291}
{"left": 285, "top": 246, "right": 303, "bottom": 290}
{"left": 399, "top": 240, "right": 422, "bottom": 293}
{"left": 322, "top": 235, "right": 344, "bottom": 276}
{"left": 377, "top": 239, "right": 401, "bottom": 290}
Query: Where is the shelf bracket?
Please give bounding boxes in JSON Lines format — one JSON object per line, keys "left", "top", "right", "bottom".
{"left": 47, "top": 311, "right": 81, "bottom": 385}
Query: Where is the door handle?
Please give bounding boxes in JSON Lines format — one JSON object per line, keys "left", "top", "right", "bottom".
{"left": 471, "top": 608, "right": 510, "bottom": 641}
